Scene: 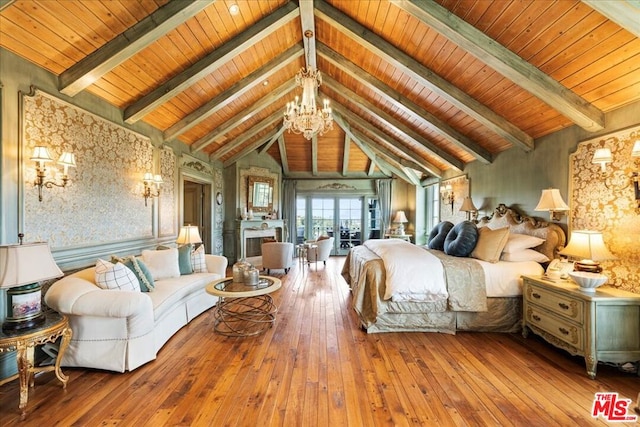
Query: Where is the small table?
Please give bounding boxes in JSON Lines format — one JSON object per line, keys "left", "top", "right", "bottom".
{"left": 206, "top": 276, "right": 282, "bottom": 337}
{"left": 384, "top": 233, "right": 412, "bottom": 242}
{"left": 0, "top": 311, "right": 72, "bottom": 419}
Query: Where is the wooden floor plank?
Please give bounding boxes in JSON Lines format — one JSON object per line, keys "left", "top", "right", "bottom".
{"left": 1, "top": 257, "right": 638, "bottom": 426}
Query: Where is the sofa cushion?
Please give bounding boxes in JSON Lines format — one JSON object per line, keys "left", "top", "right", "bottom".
{"left": 147, "top": 272, "right": 221, "bottom": 321}
{"left": 142, "top": 249, "right": 181, "bottom": 280}
{"left": 191, "top": 245, "right": 208, "bottom": 273}
{"left": 95, "top": 259, "right": 141, "bottom": 292}
{"left": 158, "top": 244, "right": 193, "bottom": 275}
{"left": 111, "top": 256, "right": 155, "bottom": 292}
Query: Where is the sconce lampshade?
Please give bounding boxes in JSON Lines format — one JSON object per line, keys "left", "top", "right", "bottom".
{"left": 176, "top": 225, "right": 202, "bottom": 245}
{"left": 459, "top": 197, "right": 477, "bottom": 212}
{"left": 57, "top": 152, "right": 77, "bottom": 168}
{"left": 30, "top": 146, "right": 54, "bottom": 163}
{"left": 592, "top": 147, "right": 613, "bottom": 171}
{"left": 393, "top": 211, "right": 408, "bottom": 224}
{"left": 632, "top": 140, "right": 640, "bottom": 157}
{"left": 559, "top": 230, "right": 617, "bottom": 273}
{"left": 0, "top": 242, "right": 63, "bottom": 331}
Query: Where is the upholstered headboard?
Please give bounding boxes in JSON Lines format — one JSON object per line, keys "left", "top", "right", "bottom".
{"left": 477, "top": 204, "right": 566, "bottom": 261}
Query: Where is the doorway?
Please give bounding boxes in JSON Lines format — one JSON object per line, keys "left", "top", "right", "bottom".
{"left": 183, "top": 180, "right": 212, "bottom": 251}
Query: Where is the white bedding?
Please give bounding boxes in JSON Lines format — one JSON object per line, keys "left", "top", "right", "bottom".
{"left": 476, "top": 259, "right": 544, "bottom": 297}
{"left": 363, "top": 239, "right": 448, "bottom": 302}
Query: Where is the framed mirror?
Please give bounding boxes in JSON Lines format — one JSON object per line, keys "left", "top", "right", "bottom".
{"left": 247, "top": 176, "right": 274, "bottom": 213}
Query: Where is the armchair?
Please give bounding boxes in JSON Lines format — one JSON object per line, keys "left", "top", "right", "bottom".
{"left": 306, "top": 237, "right": 334, "bottom": 267}
{"left": 261, "top": 242, "right": 294, "bottom": 274}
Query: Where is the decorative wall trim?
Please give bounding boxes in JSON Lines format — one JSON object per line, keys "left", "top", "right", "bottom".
{"left": 316, "top": 183, "right": 356, "bottom": 190}
{"left": 21, "top": 88, "right": 155, "bottom": 249}
{"left": 568, "top": 124, "right": 640, "bottom": 293}
{"left": 180, "top": 153, "right": 213, "bottom": 176}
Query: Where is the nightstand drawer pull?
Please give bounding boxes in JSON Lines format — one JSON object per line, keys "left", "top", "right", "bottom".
{"left": 558, "top": 303, "right": 569, "bottom": 310}
{"left": 532, "top": 314, "right": 541, "bottom": 322}
{"left": 559, "top": 327, "right": 569, "bottom": 335}
{"left": 532, "top": 293, "right": 541, "bottom": 299}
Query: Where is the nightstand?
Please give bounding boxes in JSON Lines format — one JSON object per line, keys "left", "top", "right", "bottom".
{"left": 522, "top": 275, "right": 640, "bottom": 379}
{"left": 384, "top": 234, "right": 411, "bottom": 242}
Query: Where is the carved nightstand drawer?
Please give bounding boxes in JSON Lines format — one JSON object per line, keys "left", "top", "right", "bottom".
{"left": 525, "top": 305, "right": 583, "bottom": 350}
{"left": 525, "top": 283, "right": 584, "bottom": 324}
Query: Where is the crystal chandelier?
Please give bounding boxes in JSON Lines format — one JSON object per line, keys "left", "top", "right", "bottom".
{"left": 283, "top": 67, "right": 333, "bottom": 140}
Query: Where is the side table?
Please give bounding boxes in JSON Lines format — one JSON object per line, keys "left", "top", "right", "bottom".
{"left": 0, "top": 311, "right": 72, "bottom": 419}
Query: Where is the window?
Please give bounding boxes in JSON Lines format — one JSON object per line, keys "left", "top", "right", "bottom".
{"left": 296, "top": 197, "right": 306, "bottom": 244}
{"left": 426, "top": 184, "right": 440, "bottom": 232}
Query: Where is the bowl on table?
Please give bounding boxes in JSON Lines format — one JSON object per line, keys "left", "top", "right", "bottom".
{"left": 568, "top": 271, "right": 608, "bottom": 292}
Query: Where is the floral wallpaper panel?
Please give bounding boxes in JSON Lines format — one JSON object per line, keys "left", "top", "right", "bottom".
{"left": 568, "top": 125, "right": 640, "bottom": 293}
{"left": 23, "top": 90, "right": 154, "bottom": 248}
{"left": 159, "top": 147, "right": 177, "bottom": 237}
{"left": 440, "top": 176, "right": 469, "bottom": 224}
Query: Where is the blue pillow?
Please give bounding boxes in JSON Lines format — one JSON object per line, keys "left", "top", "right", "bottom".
{"left": 444, "top": 221, "right": 478, "bottom": 257}
{"left": 427, "top": 221, "right": 454, "bottom": 251}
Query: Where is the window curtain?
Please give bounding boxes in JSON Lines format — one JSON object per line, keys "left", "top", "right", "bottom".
{"left": 282, "top": 179, "right": 297, "bottom": 244}
{"left": 376, "top": 179, "right": 392, "bottom": 237}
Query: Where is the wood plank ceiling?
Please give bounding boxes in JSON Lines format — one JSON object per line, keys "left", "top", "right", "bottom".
{"left": 1, "top": 0, "right": 639, "bottom": 183}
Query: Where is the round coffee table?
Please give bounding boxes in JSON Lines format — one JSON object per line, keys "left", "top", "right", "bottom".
{"left": 205, "top": 276, "right": 281, "bottom": 337}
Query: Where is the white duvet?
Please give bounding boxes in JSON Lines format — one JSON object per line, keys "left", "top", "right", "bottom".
{"left": 364, "top": 239, "right": 448, "bottom": 302}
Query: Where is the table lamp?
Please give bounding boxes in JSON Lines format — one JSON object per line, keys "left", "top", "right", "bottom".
{"left": 393, "top": 211, "right": 408, "bottom": 235}
{"left": 0, "top": 241, "right": 63, "bottom": 332}
{"left": 176, "top": 225, "right": 203, "bottom": 247}
{"left": 459, "top": 197, "right": 478, "bottom": 221}
{"left": 559, "top": 230, "right": 617, "bottom": 273}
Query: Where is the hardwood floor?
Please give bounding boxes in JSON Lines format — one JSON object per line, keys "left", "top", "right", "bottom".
{"left": 1, "top": 257, "right": 638, "bottom": 426}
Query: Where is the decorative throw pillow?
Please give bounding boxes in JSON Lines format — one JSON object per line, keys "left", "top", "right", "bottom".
{"left": 444, "top": 221, "right": 479, "bottom": 257}
{"left": 157, "top": 244, "right": 193, "bottom": 275}
{"left": 502, "top": 233, "right": 545, "bottom": 253}
{"left": 191, "top": 244, "right": 208, "bottom": 273}
{"left": 111, "top": 255, "right": 156, "bottom": 292}
{"left": 427, "top": 221, "right": 454, "bottom": 251}
{"left": 95, "top": 259, "right": 140, "bottom": 291}
{"left": 470, "top": 226, "right": 510, "bottom": 263}
{"left": 501, "top": 249, "right": 550, "bottom": 263}
{"left": 142, "top": 249, "right": 181, "bottom": 280}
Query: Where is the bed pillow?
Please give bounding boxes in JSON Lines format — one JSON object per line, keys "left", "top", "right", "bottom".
{"left": 191, "top": 244, "right": 208, "bottom": 273}
{"left": 470, "top": 226, "right": 510, "bottom": 263}
{"left": 142, "top": 249, "right": 181, "bottom": 280}
{"left": 427, "top": 221, "right": 454, "bottom": 251}
{"left": 444, "top": 221, "right": 478, "bottom": 257}
{"left": 95, "top": 259, "right": 141, "bottom": 292}
{"left": 503, "top": 233, "right": 545, "bottom": 253}
{"left": 501, "top": 249, "right": 550, "bottom": 263}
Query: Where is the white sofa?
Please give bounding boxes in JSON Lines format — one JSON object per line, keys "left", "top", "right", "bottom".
{"left": 45, "top": 254, "right": 227, "bottom": 372}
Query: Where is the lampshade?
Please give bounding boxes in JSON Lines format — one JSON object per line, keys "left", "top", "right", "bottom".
{"left": 0, "top": 242, "right": 63, "bottom": 289}
{"left": 592, "top": 147, "right": 613, "bottom": 172}
{"left": 393, "top": 211, "right": 408, "bottom": 223}
{"left": 57, "top": 152, "right": 76, "bottom": 168}
{"left": 143, "top": 172, "right": 155, "bottom": 183}
{"left": 559, "top": 230, "right": 617, "bottom": 262}
{"left": 632, "top": 140, "right": 640, "bottom": 157}
{"left": 30, "top": 146, "right": 54, "bottom": 163}
{"left": 535, "top": 188, "right": 569, "bottom": 212}
{"left": 459, "top": 197, "right": 477, "bottom": 212}
{"left": 176, "top": 225, "right": 202, "bottom": 245}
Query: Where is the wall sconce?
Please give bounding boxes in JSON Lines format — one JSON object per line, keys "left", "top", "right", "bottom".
{"left": 31, "top": 146, "right": 76, "bottom": 202}
{"left": 459, "top": 196, "right": 478, "bottom": 221}
{"left": 440, "top": 183, "right": 454, "bottom": 213}
{"left": 143, "top": 172, "right": 163, "bottom": 206}
{"left": 592, "top": 140, "right": 640, "bottom": 208}
{"left": 535, "top": 188, "right": 569, "bottom": 221}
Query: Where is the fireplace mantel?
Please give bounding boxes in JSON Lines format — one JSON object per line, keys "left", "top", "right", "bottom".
{"left": 236, "top": 219, "right": 284, "bottom": 263}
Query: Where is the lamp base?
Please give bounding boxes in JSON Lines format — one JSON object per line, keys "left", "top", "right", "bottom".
{"left": 2, "top": 312, "right": 46, "bottom": 332}
{"left": 574, "top": 261, "right": 602, "bottom": 273}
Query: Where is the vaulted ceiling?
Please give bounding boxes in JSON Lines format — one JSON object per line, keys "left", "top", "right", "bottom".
{"left": 1, "top": 0, "right": 639, "bottom": 184}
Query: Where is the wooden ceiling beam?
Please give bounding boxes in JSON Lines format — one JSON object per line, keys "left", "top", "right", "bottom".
{"left": 222, "top": 126, "right": 281, "bottom": 167}
{"left": 323, "top": 75, "right": 463, "bottom": 171}
{"left": 212, "top": 109, "right": 283, "bottom": 160}
{"left": 581, "top": 0, "right": 640, "bottom": 38}
{"left": 277, "top": 134, "right": 290, "bottom": 175}
{"left": 311, "top": 134, "right": 318, "bottom": 176}
{"left": 259, "top": 125, "right": 287, "bottom": 154}
{"left": 299, "top": 0, "right": 317, "bottom": 70}
{"left": 351, "top": 129, "right": 427, "bottom": 178}
{"left": 317, "top": 43, "right": 492, "bottom": 164}
{"left": 314, "top": 0, "right": 533, "bottom": 151}
{"left": 342, "top": 134, "right": 350, "bottom": 177}
{"left": 191, "top": 80, "right": 295, "bottom": 152}
{"left": 164, "top": 44, "right": 303, "bottom": 141}
{"left": 329, "top": 100, "right": 442, "bottom": 178}
{"left": 59, "top": 0, "right": 213, "bottom": 97}
{"left": 124, "top": 2, "right": 299, "bottom": 124}
{"left": 393, "top": 0, "right": 605, "bottom": 132}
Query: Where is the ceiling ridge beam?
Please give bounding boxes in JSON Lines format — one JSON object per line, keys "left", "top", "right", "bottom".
{"left": 314, "top": 0, "right": 533, "bottom": 151}
{"left": 317, "top": 43, "right": 492, "bottom": 164}
{"left": 581, "top": 0, "right": 640, "bottom": 39}
{"left": 59, "top": 0, "right": 213, "bottom": 97}
{"left": 299, "top": 0, "right": 317, "bottom": 69}
{"left": 164, "top": 43, "right": 303, "bottom": 141}
{"left": 124, "top": 1, "right": 299, "bottom": 124}
{"left": 212, "top": 109, "right": 283, "bottom": 160}
{"left": 332, "top": 112, "right": 391, "bottom": 176}
{"left": 329, "top": 100, "right": 442, "bottom": 178}
{"left": 222, "top": 126, "right": 281, "bottom": 167}
{"left": 392, "top": 0, "right": 605, "bottom": 132}
{"left": 191, "top": 80, "right": 295, "bottom": 152}
{"left": 323, "top": 75, "right": 464, "bottom": 170}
